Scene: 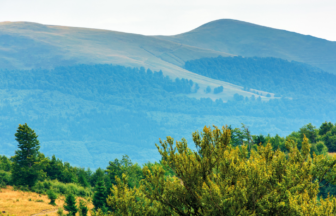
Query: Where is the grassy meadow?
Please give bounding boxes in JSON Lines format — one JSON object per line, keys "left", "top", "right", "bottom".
{"left": 0, "top": 186, "right": 93, "bottom": 216}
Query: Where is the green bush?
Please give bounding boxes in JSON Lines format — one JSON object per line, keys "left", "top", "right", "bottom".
{"left": 0, "top": 170, "right": 11, "bottom": 187}
{"left": 58, "top": 184, "right": 67, "bottom": 194}
{"left": 47, "top": 190, "right": 58, "bottom": 206}
{"left": 32, "top": 180, "right": 91, "bottom": 197}
{"left": 19, "top": 185, "right": 29, "bottom": 191}
{"left": 44, "top": 181, "right": 51, "bottom": 190}
{"left": 0, "top": 155, "right": 12, "bottom": 171}
{"left": 57, "top": 207, "right": 64, "bottom": 216}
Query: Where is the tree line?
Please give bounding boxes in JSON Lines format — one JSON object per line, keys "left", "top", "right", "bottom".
{"left": 2, "top": 122, "right": 336, "bottom": 215}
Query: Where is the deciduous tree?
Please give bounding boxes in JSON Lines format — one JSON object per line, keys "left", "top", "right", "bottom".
{"left": 108, "top": 126, "right": 336, "bottom": 215}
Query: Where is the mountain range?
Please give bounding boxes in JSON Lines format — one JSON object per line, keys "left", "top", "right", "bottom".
{"left": 0, "top": 19, "right": 335, "bottom": 168}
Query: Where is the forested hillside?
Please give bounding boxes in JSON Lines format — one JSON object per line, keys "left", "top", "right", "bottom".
{"left": 0, "top": 62, "right": 335, "bottom": 168}
{"left": 185, "top": 56, "right": 336, "bottom": 97}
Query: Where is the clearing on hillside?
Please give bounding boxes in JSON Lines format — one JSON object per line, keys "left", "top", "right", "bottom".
{"left": 0, "top": 186, "right": 93, "bottom": 216}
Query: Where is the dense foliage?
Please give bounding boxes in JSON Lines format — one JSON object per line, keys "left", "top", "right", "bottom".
{"left": 319, "top": 122, "right": 336, "bottom": 152}
{"left": 1, "top": 122, "right": 336, "bottom": 189}
{"left": 108, "top": 126, "right": 336, "bottom": 215}
{"left": 1, "top": 123, "right": 336, "bottom": 214}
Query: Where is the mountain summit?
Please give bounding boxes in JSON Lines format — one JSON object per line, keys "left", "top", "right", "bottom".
{"left": 159, "top": 19, "right": 336, "bottom": 74}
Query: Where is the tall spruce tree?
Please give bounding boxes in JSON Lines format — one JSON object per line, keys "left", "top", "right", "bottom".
{"left": 93, "top": 180, "right": 107, "bottom": 212}
{"left": 64, "top": 193, "right": 78, "bottom": 216}
{"left": 78, "top": 171, "right": 90, "bottom": 188}
{"left": 11, "top": 123, "right": 46, "bottom": 187}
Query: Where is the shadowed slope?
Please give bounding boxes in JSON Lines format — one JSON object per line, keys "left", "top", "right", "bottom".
{"left": 158, "top": 19, "right": 336, "bottom": 74}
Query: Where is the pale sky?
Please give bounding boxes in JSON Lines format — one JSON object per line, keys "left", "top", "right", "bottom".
{"left": 0, "top": 0, "right": 335, "bottom": 41}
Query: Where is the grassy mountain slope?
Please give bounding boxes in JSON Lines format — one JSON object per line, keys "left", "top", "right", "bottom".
{"left": 158, "top": 19, "right": 336, "bottom": 74}
{"left": 0, "top": 21, "right": 231, "bottom": 69}
{"left": 0, "top": 21, "right": 272, "bottom": 100}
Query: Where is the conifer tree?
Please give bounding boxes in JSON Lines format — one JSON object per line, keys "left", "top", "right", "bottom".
{"left": 11, "top": 123, "right": 46, "bottom": 187}
{"left": 47, "top": 155, "right": 63, "bottom": 180}
{"left": 64, "top": 194, "right": 78, "bottom": 216}
{"left": 78, "top": 171, "right": 90, "bottom": 188}
{"left": 93, "top": 180, "right": 107, "bottom": 212}
{"left": 79, "top": 200, "right": 88, "bottom": 216}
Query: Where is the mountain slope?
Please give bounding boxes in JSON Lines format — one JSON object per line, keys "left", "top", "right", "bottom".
{"left": 158, "top": 19, "right": 336, "bottom": 74}
{"left": 2, "top": 19, "right": 336, "bottom": 76}
{"left": 1, "top": 21, "right": 271, "bottom": 100}
{"left": 0, "top": 22, "right": 233, "bottom": 70}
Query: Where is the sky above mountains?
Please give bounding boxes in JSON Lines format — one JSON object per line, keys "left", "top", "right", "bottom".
{"left": 0, "top": 0, "right": 335, "bottom": 41}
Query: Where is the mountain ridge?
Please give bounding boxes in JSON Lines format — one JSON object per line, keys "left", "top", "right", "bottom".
{"left": 1, "top": 19, "right": 335, "bottom": 75}
{"left": 173, "top": 19, "right": 335, "bottom": 42}
{"left": 158, "top": 19, "right": 336, "bottom": 74}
